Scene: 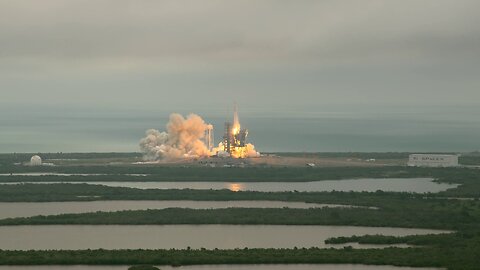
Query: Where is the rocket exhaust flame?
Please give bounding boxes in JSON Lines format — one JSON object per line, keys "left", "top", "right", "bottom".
{"left": 139, "top": 106, "right": 259, "bottom": 161}
{"left": 219, "top": 104, "right": 259, "bottom": 159}
{"left": 233, "top": 102, "right": 240, "bottom": 132}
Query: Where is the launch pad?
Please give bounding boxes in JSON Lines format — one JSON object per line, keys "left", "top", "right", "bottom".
{"left": 222, "top": 104, "right": 250, "bottom": 158}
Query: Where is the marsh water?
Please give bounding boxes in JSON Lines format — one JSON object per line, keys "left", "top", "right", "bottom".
{"left": 0, "top": 173, "right": 147, "bottom": 176}
{"left": 0, "top": 200, "right": 360, "bottom": 219}
{"left": 0, "top": 225, "right": 450, "bottom": 250}
{"left": 80, "top": 178, "right": 455, "bottom": 193}
{"left": 2, "top": 178, "right": 457, "bottom": 193}
{"left": 0, "top": 264, "right": 444, "bottom": 270}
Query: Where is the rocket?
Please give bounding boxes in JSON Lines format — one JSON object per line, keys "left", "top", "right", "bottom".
{"left": 233, "top": 102, "right": 240, "bottom": 130}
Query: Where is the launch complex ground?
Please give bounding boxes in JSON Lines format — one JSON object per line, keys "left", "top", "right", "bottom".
{"left": 15, "top": 152, "right": 478, "bottom": 168}
{"left": 148, "top": 154, "right": 400, "bottom": 168}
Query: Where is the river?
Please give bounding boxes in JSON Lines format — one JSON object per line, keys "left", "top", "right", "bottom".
{"left": 0, "top": 178, "right": 457, "bottom": 193}
{"left": 0, "top": 225, "right": 450, "bottom": 250}
{"left": 0, "top": 200, "right": 369, "bottom": 219}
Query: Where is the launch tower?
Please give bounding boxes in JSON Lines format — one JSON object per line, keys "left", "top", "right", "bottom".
{"left": 204, "top": 125, "right": 214, "bottom": 152}
{"left": 223, "top": 104, "right": 249, "bottom": 158}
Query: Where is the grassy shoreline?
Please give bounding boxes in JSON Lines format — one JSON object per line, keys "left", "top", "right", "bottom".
{"left": 0, "top": 166, "right": 478, "bottom": 197}
{"left": 0, "top": 203, "right": 477, "bottom": 230}
{"left": 0, "top": 248, "right": 456, "bottom": 268}
{"left": 0, "top": 166, "right": 472, "bottom": 181}
{"left": 0, "top": 166, "right": 424, "bottom": 182}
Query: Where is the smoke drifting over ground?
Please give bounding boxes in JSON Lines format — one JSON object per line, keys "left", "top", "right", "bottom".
{"left": 140, "top": 113, "right": 259, "bottom": 161}
{"left": 140, "top": 114, "right": 212, "bottom": 160}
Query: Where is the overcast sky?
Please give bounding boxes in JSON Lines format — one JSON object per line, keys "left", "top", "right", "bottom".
{"left": 1, "top": 0, "right": 479, "bottom": 112}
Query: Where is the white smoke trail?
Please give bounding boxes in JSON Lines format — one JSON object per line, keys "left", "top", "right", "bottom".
{"left": 139, "top": 113, "right": 212, "bottom": 160}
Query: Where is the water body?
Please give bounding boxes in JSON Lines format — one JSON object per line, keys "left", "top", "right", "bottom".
{"left": 0, "top": 173, "right": 147, "bottom": 176}
{"left": 0, "top": 201, "right": 359, "bottom": 219}
{"left": 0, "top": 225, "right": 450, "bottom": 250}
{"left": 0, "top": 265, "right": 444, "bottom": 270}
{"left": 1, "top": 104, "right": 479, "bottom": 153}
{"left": 2, "top": 178, "right": 457, "bottom": 193}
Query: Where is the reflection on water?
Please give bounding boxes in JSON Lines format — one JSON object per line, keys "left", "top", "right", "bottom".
{"left": 0, "top": 264, "right": 444, "bottom": 270}
{"left": 229, "top": 183, "right": 244, "bottom": 192}
{"left": 1, "top": 178, "right": 457, "bottom": 193}
{"left": 0, "top": 225, "right": 450, "bottom": 250}
{"left": 0, "top": 200, "right": 363, "bottom": 219}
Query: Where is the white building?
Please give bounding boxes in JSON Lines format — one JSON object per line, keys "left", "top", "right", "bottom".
{"left": 30, "top": 155, "right": 42, "bottom": 166}
{"left": 408, "top": 154, "right": 458, "bottom": 167}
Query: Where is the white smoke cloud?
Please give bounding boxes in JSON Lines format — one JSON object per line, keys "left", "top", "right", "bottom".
{"left": 245, "top": 143, "right": 260, "bottom": 158}
{"left": 140, "top": 113, "right": 212, "bottom": 160}
{"left": 140, "top": 112, "right": 260, "bottom": 160}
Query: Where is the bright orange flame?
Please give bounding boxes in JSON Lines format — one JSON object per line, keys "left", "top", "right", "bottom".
{"left": 232, "top": 124, "right": 240, "bottom": 136}
{"left": 230, "top": 123, "right": 245, "bottom": 158}
{"left": 229, "top": 147, "right": 246, "bottom": 159}
{"left": 212, "top": 113, "right": 259, "bottom": 158}
{"left": 229, "top": 183, "right": 243, "bottom": 192}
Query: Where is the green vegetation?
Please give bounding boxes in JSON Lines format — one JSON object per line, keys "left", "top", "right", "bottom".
{"left": 458, "top": 151, "right": 480, "bottom": 165}
{"left": 0, "top": 165, "right": 476, "bottom": 188}
{"left": 0, "top": 246, "right": 479, "bottom": 270}
{"left": 0, "top": 182, "right": 450, "bottom": 204}
{"left": 0, "top": 183, "right": 419, "bottom": 205}
{"left": 325, "top": 234, "right": 452, "bottom": 245}
{"left": 0, "top": 152, "right": 142, "bottom": 165}
{"left": 1, "top": 165, "right": 427, "bottom": 181}
{"left": 1, "top": 202, "right": 477, "bottom": 230}
{"left": 3, "top": 164, "right": 480, "bottom": 202}
{"left": 268, "top": 152, "right": 480, "bottom": 165}
{"left": 274, "top": 152, "right": 412, "bottom": 159}
{"left": 1, "top": 165, "right": 480, "bottom": 231}
{"left": 1, "top": 156, "right": 480, "bottom": 269}
{"left": 128, "top": 265, "right": 160, "bottom": 270}
{"left": 1, "top": 151, "right": 478, "bottom": 167}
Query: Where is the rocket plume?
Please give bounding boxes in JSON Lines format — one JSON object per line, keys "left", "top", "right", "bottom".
{"left": 233, "top": 103, "right": 240, "bottom": 134}
{"left": 140, "top": 113, "right": 212, "bottom": 160}
{"left": 140, "top": 110, "right": 260, "bottom": 160}
{"left": 218, "top": 104, "right": 260, "bottom": 158}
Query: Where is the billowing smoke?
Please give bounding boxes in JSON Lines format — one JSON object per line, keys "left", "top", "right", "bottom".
{"left": 140, "top": 112, "right": 260, "bottom": 160}
{"left": 140, "top": 113, "right": 212, "bottom": 160}
{"left": 244, "top": 143, "right": 260, "bottom": 157}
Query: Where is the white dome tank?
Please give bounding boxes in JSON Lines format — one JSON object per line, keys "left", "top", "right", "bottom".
{"left": 30, "top": 155, "right": 42, "bottom": 166}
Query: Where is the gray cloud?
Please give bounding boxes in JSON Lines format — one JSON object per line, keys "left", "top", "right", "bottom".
{"left": 0, "top": 0, "right": 479, "bottom": 108}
